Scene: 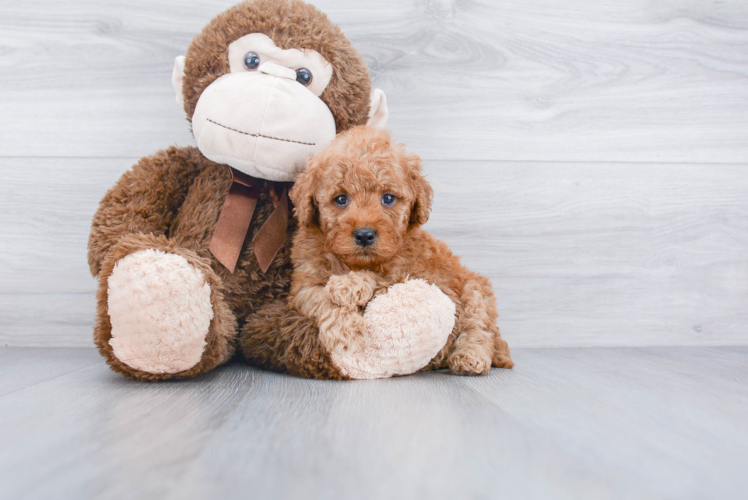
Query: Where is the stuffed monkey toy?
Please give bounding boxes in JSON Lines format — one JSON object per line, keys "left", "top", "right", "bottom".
{"left": 88, "top": 0, "right": 452, "bottom": 381}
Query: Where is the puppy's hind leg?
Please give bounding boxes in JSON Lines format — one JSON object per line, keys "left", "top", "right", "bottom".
{"left": 447, "top": 279, "right": 511, "bottom": 375}
{"left": 492, "top": 332, "right": 514, "bottom": 369}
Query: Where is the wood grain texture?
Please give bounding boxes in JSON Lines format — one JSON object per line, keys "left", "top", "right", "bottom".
{"left": 0, "top": 0, "right": 747, "bottom": 161}
{"left": 2, "top": 157, "right": 746, "bottom": 347}
{"left": 0, "top": 293, "right": 96, "bottom": 347}
{"left": 0, "top": 349, "right": 258, "bottom": 500}
{"left": 0, "top": 157, "right": 126, "bottom": 294}
{"left": 1, "top": 0, "right": 746, "bottom": 347}
{"left": 1, "top": 346, "right": 746, "bottom": 500}
{"left": 0, "top": 347, "right": 100, "bottom": 396}
{"left": 3, "top": 1, "right": 747, "bottom": 497}
{"left": 426, "top": 161, "right": 748, "bottom": 347}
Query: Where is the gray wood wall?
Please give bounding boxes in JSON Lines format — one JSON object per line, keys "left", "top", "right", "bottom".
{"left": 1, "top": 0, "right": 747, "bottom": 348}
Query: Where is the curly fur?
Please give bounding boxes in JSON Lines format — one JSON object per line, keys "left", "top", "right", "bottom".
{"left": 241, "top": 127, "right": 513, "bottom": 377}
{"left": 88, "top": 0, "right": 372, "bottom": 381}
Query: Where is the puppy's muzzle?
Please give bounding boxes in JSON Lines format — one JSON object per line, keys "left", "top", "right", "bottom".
{"left": 354, "top": 228, "right": 377, "bottom": 247}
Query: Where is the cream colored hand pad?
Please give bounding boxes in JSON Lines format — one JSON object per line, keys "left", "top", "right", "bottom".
{"left": 330, "top": 279, "right": 456, "bottom": 379}
{"left": 107, "top": 250, "right": 213, "bottom": 374}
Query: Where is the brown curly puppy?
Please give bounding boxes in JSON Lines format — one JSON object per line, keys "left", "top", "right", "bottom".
{"left": 242, "top": 126, "right": 513, "bottom": 376}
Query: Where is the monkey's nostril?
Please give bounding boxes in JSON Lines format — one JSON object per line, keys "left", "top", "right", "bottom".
{"left": 354, "top": 228, "right": 376, "bottom": 247}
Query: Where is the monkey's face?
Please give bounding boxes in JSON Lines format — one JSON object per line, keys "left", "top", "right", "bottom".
{"left": 173, "top": 0, "right": 389, "bottom": 182}
{"left": 187, "top": 34, "right": 336, "bottom": 182}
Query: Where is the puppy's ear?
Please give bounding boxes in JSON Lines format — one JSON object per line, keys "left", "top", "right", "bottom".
{"left": 290, "top": 160, "right": 320, "bottom": 227}
{"left": 406, "top": 154, "right": 433, "bottom": 226}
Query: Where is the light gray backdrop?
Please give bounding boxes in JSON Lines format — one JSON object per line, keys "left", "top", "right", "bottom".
{"left": 1, "top": 0, "right": 747, "bottom": 348}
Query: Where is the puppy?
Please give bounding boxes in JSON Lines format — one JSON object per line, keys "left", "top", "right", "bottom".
{"left": 286, "top": 126, "right": 513, "bottom": 375}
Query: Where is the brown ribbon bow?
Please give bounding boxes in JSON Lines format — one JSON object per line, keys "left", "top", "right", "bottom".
{"left": 209, "top": 167, "right": 289, "bottom": 273}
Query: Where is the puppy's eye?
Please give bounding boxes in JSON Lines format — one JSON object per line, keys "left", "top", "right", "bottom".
{"left": 333, "top": 194, "right": 348, "bottom": 207}
{"left": 381, "top": 193, "right": 396, "bottom": 207}
{"left": 296, "top": 68, "right": 313, "bottom": 86}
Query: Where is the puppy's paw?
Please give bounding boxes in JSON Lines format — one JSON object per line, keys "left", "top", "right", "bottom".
{"left": 448, "top": 348, "right": 492, "bottom": 376}
{"left": 319, "top": 309, "right": 367, "bottom": 354}
{"left": 326, "top": 272, "right": 377, "bottom": 308}
{"left": 492, "top": 338, "right": 515, "bottom": 369}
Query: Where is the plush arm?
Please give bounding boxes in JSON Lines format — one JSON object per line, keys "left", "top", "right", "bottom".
{"left": 87, "top": 146, "right": 205, "bottom": 277}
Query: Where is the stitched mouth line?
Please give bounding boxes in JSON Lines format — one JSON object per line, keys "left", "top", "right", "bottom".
{"left": 207, "top": 119, "right": 316, "bottom": 146}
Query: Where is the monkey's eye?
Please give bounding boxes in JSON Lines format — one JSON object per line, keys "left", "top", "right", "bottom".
{"left": 244, "top": 52, "right": 260, "bottom": 70}
{"left": 333, "top": 194, "right": 348, "bottom": 207}
{"left": 296, "top": 68, "right": 313, "bottom": 86}
{"left": 381, "top": 193, "right": 397, "bottom": 207}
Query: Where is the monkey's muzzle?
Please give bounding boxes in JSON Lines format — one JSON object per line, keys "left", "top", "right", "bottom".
{"left": 192, "top": 69, "right": 337, "bottom": 182}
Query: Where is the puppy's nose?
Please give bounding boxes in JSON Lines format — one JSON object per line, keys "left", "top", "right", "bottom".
{"left": 354, "top": 228, "right": 377, "bottom": 247}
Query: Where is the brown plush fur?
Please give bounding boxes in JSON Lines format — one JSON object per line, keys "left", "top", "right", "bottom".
{"left": 241, "top": 127, "right": 514, "bottom": 378}
{"left": 88, "top": 0, "right": 373, "bottom": 381}
{"left": 240, "top": 301, "right": 348, "bottom": 379}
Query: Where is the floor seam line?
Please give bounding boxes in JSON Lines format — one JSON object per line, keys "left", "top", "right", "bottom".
{"left": 0, "top": 360, "right": 104, "bottom": 398}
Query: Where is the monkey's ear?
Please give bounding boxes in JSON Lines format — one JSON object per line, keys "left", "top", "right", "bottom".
{"left": 406, "top": 154, "right": 434, "bottom": 226}
{"left": 366, "top": 89, "right": 388, "bottom": 129}
{"left": 172, "top": 55, "right": 186, "bottom": 109}
{"left": 290, "top": 163, "right": 319, "bottom": 228}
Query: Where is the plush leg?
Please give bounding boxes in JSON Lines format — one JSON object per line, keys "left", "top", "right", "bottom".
{"left": 446, "top": 279, "right": 514, "bottom": 375}
{"left": 95, "top": 233, "right": 237, "bottom": 381}
{"left": 240, "top": 301, "right": 347, "bottom": 380}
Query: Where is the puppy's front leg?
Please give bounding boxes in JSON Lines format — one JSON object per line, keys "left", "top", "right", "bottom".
{"left": 292, "top": 284, "right": 366, "bottom": 354}
{"left": 326, "top": 271, "right": 384, "bottom": 309}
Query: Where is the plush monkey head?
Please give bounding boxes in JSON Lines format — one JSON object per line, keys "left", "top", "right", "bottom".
{"left": 172, "top": 0, "right": 388, "bottom": 182}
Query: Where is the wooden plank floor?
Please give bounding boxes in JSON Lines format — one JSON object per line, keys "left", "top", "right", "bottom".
{"left": 2, "top": 0, "right": 747, "bottom": 162}
{"left": 3, "top": 157, "right": 747, "bottom": 348}
{"left": 1, "top": 0, "right": 747, "bottom": 348}
{"left": 1, "top": 346, "right": 747, "bottom": 500}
